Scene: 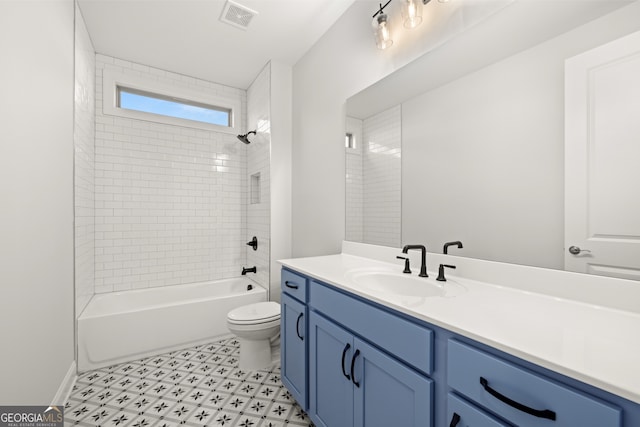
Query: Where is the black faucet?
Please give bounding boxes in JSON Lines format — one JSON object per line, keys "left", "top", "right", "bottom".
{"left": 402, "top": 245, "right": 428, "bottom": 277}
{"left": 242, "top": 266, "right": 257, "bottom": 275}
{"left": 443, "top": 241, "right": 463, "bottom": 254}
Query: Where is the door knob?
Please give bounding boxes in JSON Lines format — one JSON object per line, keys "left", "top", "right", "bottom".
{"left": 568, "top": 245, "right": 591, "bottom": 255}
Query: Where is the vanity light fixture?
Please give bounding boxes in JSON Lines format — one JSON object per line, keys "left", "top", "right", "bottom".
{"left": 373, "top": 1, "right": 393, "bottom": 50}
{"left": 372, "top": 0, "right": 434, "bottom": 49}
{"left": 401, "top": 0, "right": 423, "bottom": 29}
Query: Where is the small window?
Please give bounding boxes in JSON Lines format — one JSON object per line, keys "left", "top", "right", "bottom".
{"left": 103, "top": 69, "right": 241, "bottom": 134}
{"left": 345, "top": 132, "right": 356, "bottom": 149}
{"left": 117, "top": 86, "right": 231, "bottom": 127}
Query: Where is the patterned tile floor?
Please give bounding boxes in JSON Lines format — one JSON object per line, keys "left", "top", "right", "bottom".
{"left": 65, "top": 337, "right": 313, "bottom": 427}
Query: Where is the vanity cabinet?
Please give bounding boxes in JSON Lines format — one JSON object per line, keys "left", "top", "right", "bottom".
{"left": 309, "top": 281, "right": 434, "bottom": 427}
{"left": 309, "top": 311, "right": 433, "bottom": 427}
{"left": 280, "top": 268, "right": 309, "bottom": 409}
{"left": 280, "top": 267, "right": 635, "bottom": 427}
{"left": 447, "top": 339, "right": 622, "bottom": 427}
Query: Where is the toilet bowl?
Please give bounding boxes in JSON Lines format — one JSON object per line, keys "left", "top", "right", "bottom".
{"left": 227, "top": 301, "right": 281, "bottom": 370}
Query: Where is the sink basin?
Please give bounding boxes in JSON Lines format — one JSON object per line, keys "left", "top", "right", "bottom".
{"left": 346, "top": 269, "right": 466, "bottom": 298}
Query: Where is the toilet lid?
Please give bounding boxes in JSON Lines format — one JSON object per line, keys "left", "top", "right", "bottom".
{"left": 228, "top": 301, "right": 280, "bottom": 324}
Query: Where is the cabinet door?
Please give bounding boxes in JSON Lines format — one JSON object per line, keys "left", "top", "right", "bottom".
{"left": 309, "top": 312, "right": 354, "bottom": 427}
{"left": 281, "top": 293, "right": 307, "bottom": 409}
{"left": 353, "top": 338, "right": 433, "bottom": 427}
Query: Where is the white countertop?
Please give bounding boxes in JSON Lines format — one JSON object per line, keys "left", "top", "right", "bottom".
{"left": 279, "top": 245, "right": 640, "bottom": 405}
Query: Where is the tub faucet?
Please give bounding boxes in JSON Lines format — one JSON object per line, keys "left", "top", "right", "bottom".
{"left": 402, "top": 244, "right": 428, "bottom": 277}
{"left": 242, "top": 266, "right": 257, "bottom": 275}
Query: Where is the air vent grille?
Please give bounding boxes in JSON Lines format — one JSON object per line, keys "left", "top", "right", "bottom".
{"left": 220, "top": 0, "right": 258, "bottom": 30}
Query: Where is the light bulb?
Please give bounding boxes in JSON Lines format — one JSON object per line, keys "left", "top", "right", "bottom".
{"left": 402, "top": 0, "right": 423, "bottom": 29}
{"left": 373, "top": 13, "right": 393, "bottom": 49}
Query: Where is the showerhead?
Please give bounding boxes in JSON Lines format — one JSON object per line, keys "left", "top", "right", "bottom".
{"left": 237, "top": 130, "right": 256, "bottom": 144}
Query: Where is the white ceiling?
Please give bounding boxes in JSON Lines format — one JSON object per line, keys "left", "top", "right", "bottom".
{"left": 78, "top": 0, "right": 356, "bottom": 89}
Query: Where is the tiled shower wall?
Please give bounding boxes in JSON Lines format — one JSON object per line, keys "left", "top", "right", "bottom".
{"left": 246, "top": 65, "right": 271, "bottom": 291}
{"left": 94, "top": 54, "right": 248, "bottom": 293}
{"left": 345, "top": 116, "right": 364, "bottom": 242}
{"left": 344, "top": 107, "right": 401, "bottom": 248}
{"left": 362, "top": 105, "right": 402, "bottom": 247}
{"left": 74, "top": 5, "right": 95, "bottom": 315}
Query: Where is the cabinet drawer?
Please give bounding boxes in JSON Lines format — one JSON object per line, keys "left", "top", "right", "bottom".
{"left": 310, "top": 282, "right": 433, "bottom": 375}
{"left": 447, "top": 340, "right": 621, "bottom": 427}
{"left": 281, "top": 268, "right": 308, "bottom": 302}
{"left": 447, "top": 393, "right": 510, "bottom": 427}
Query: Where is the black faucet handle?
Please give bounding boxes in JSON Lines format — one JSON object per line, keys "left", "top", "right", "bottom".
{"left": 436, "top": 264, "right": 456, "bottom": 282}
{"left": 246, "top": 236, "right": 258, "bottom": 251}
{"left": 396, "top": 256, "right": 412, "bottom": 274}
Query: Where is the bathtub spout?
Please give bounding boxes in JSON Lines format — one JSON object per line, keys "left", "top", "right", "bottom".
{"left": 242, "top": 266, "right": 257, "bottom": 275}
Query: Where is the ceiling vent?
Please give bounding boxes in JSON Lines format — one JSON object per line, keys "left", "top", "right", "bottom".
{"left": 220, "top": 0, "right": 258, "bottom": 30}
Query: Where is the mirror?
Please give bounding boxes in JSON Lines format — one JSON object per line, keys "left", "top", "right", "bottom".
{"left": 346, "top": 0, "right": 638, "bottom": 272}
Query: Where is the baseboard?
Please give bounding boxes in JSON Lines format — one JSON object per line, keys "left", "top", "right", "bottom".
{"left": 51, "top": 361, "right": 76, "bottom": 406}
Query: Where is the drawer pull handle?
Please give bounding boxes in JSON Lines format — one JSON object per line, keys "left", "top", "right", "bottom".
{"left": 341, "top": 343, "right": 351, "bottom": 380}
{"left": 285, "top": 281, "right": 298, "bottom": 289}
{"left": 480, "top": 377, "right": 556, "bottom": 421}
{"left": 449, "top": 412, "right": 461, "bottom": 427}
{"left": 351, "top": 349, "right": 361, "bottom": 388}
{"left": 295, "top": 313, "right": 304, "bottom": 341}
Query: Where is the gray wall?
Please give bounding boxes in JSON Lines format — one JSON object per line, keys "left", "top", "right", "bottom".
{"left": 401, "top": 1, "right": 640, "bottom": 269}
{"left": 0, "top": 0, "right": 75, "bottom": 404}
{"left": 292, "top": 1, "right": 474, "bottom": 257}
{"left": 293, "top": 0, "right": 640, "bottom": 260}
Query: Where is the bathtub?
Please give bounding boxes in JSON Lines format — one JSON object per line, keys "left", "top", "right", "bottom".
{"left": 77, "top": 278, "right": 266, "bottom": 372}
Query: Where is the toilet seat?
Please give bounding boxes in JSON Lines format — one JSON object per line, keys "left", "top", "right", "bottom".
{"left": 227, "top": 301, "right": 280, "bottom": 325}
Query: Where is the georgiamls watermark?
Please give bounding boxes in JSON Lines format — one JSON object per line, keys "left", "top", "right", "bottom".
{"left": 0, "top": 406, "right": 63, "bottom": 427}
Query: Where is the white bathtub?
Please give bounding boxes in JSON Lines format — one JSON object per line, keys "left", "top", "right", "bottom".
{"left": 77, "top": 278, "right": 266, "bottom": 372}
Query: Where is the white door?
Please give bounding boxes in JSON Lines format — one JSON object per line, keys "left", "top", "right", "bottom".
{"left": 565, "top": 30, "right": 640, "bottom": 280}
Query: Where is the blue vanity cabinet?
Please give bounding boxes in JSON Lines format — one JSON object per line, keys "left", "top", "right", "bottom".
{"left": 280, "top": 268, "right": 309, "bottom": 410}
{"left": 281, "top": 293, "right": 307, "bottom": 408}
{"left": 308, "top": 311, "right": 355, "bottom": 427}
{"left": 308, "top": 280, "right": 434, "bottom": 427}
{"left": 309, "top": 311, "right": 433, "bottom": 427}
{"left": 447, "top": 339, "right": 622, "bottom": 427}
{"left": 280, "top": 267, "right": 638, "bottom": 427}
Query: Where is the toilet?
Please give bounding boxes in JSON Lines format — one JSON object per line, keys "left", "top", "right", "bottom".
{"left": 226, "top": 301, "right": 281, "bottom": 370}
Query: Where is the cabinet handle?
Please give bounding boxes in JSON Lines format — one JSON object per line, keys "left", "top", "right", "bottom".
{"left": 350, "top": 349, "right": 361, "bottom": 388}
{"left": 295, "top": 313, "right": 304, "bottom": 340}
{"left": 341, "top": 343, "right": 351, "bottom": 380}
{"left": 480, "top": 377, "right": 556, "bottom": 421}
{"left": 449, "top": 412, "right": 461, "bottom": 427}
{"left": 285, "top": 281, "right": 298, "bottom": 289}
